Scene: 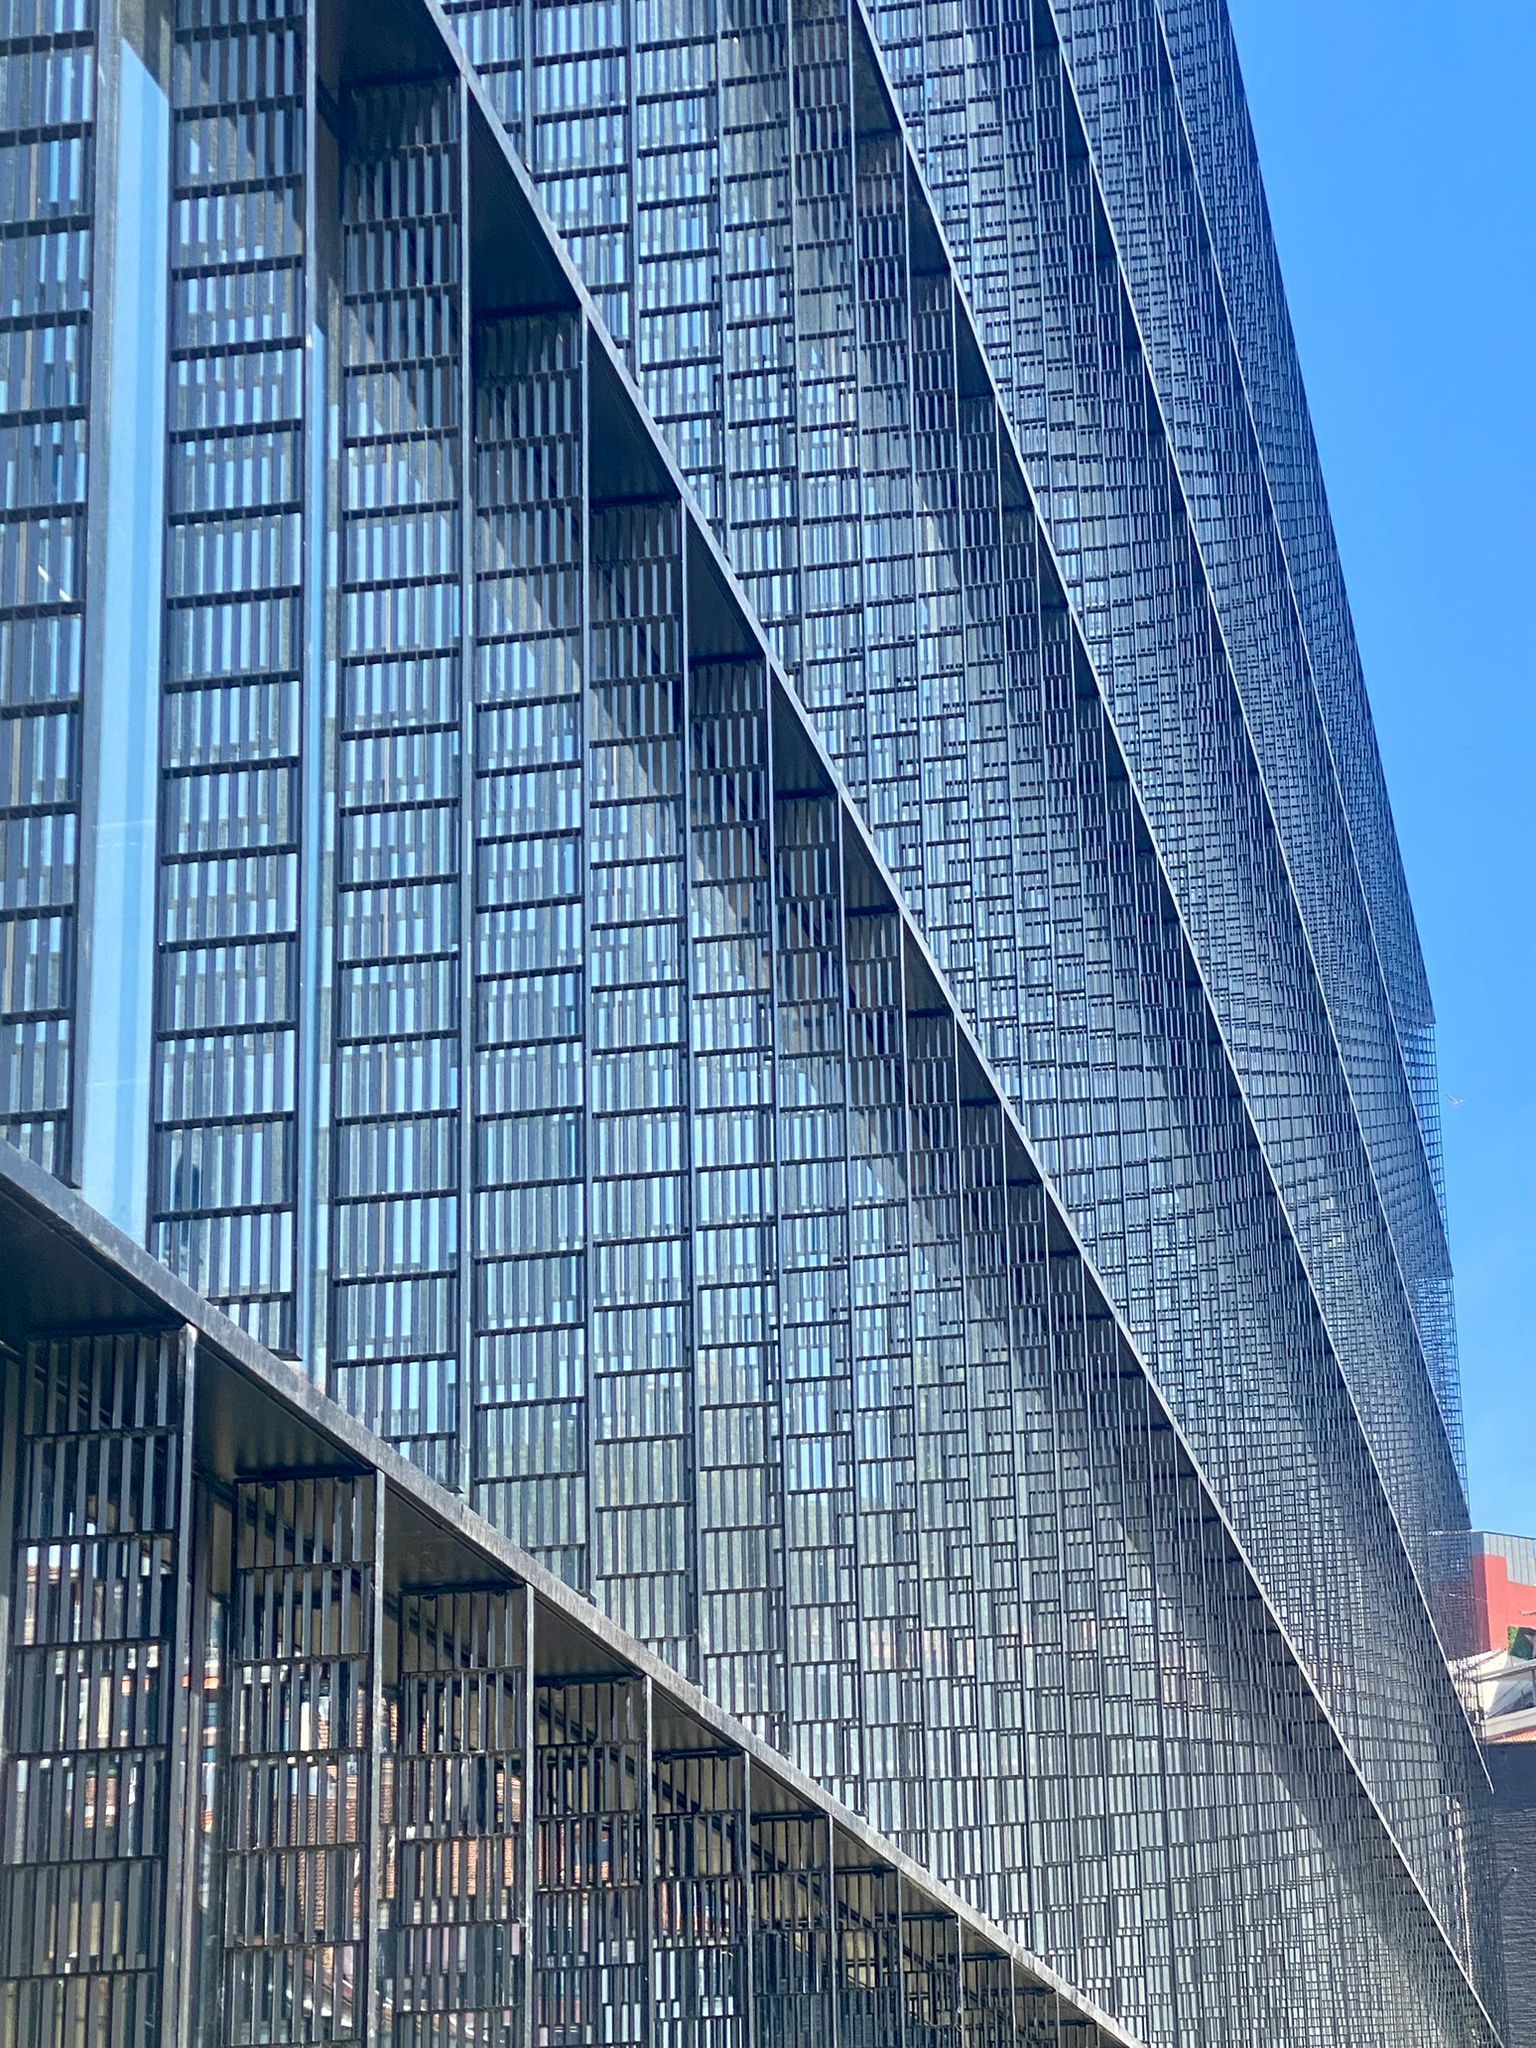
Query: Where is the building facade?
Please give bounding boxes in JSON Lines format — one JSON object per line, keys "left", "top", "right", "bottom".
{"left": 0, "top": 0, "right": 1502, "bottom": 2038}
{"left": 0, "top": 1149, "right": 1140, "bottom": 2048}
{"left": 1484, "top": 1746, "right": 1536, "bottom": 2048}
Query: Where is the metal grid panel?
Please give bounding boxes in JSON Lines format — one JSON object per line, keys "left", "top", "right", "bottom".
{"left": 1151, "top": 0, "right": 1445, "bottom": 1195}
{"left": 653, "top": 1747, "right": 749, "bottom": 2045}
{"left": 844, "top": 893, "right": 924, "bottom": 1857}
{"left": 0, "top": 1331, "right": 186, "bottom": 2047}
{"left": 752, "top": 1811, "right": 834, "bottom": 2048}
{"left": 152, "top": 0, "right": 308, "bottom": 1352}
{"left": 0, "top": 0, "right": 93, "bottom": 1172}
{"left": 220, "top": 1474, "right": 379, "bottom": 2045}
{"left": 0, "top": 0, "right": 95, "bottom": 1171}
{"left": 388, "top": 1587, "right": 528, "bottom": 2038}
{"left": 587, "top": 494, "right": 694, "bottom": 1667}
{"left": 331, "top": 77, "right": 466, "bottom": 1487}
{"left": 470, "top": 309, "right": 589, "bottom": 1583}
{"left": 689, "top": 654, "right": 784, "bottom": 1732}
{"left": 533, "top": 1677, "right": 650, "bottom": 2042}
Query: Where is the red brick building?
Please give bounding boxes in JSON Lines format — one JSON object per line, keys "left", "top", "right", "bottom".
{"left": 1471, "top": 1532, "right": 1536, "bottom": 1656}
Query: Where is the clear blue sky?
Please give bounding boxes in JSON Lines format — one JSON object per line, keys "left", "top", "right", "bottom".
{"left": 1226, "top": 0, "right": 1536, "bottom": 1535}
